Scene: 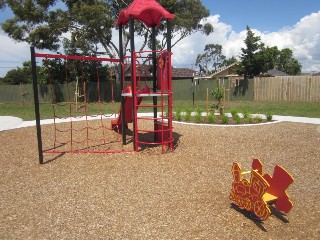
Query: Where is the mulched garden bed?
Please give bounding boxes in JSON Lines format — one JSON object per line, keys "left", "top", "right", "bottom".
{"left": 0, "top": 120, "right": 319, "bottom": 239}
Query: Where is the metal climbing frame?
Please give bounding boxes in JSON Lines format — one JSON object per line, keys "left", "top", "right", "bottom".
{"left": 31, "top": 48, "right": 133, "bottom": 163}
{"left": 129, "top": 50, "right": 174, "bottom": 153}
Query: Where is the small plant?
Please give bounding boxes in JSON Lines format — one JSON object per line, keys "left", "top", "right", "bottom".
{"left": 221, "top": 115, "right": 229, "bottom": 124}
{"left": 195, "top": 107, "right": 203, "bottom": 123}
{"left": 266, "top": 113, "right": 273, "bottom": 121}
{"left": 184, "top": 107, "right": 192, "bottom": 122}
{"left": 211, "top": 86, "right": 224, "bottom": 116}
{"left": 207, "top": 112, "right": 215, "bottom": 124}
{"left": 234, "top": 114, "right": 242, "bottom": 124}
{"left": 254, "top": 116, "right": 263, "bottom": 123}
{"left": 243, "top": 111, "right": 250, "bottom": 119}
{"left": 174, "top": 108, "right": 182, "bottom": 121}
{"left": 247, "top": 115, "right": 254, "bottom": 124}
{"left": 230, "top": 108, "right": 238, "bottom": 118}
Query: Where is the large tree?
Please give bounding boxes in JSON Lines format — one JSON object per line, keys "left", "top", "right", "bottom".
{"left": 1, "top": 61, "right": 33, "bottom": 85}
{"left": 240, "top": 26, "right": 301, "bottom": 77}
{"left": 195, "top": 44, "right": 226, "bottom": 74}
{"left": 239, "top": 26, "right": 265, "bottom": 78}
{"left": 1, "top": 0, "right": 213, "bottom": 58}
{"left": 277, "top": 48, "right": 301, "bottom": 75}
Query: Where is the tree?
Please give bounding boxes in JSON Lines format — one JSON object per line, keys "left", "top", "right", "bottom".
{"left": 1, "top": 0, "right": 213, "bottom": 59}
{"left": 222, "top": 56, "right": 238, "bottom": 67}
{"left": 2, "top": 61, "right": 33, "bottom": 85}
{"left": 240, "top": 26, "right": 265, "bottom": 78}
{"left": 195, "top": 44, "right": 226, "bottom": 74}
{"left": 240, "top": 26, "right": 302, "bottom": 77}
{"left": 277, "top": 48, "right": 301, "bottom": 75}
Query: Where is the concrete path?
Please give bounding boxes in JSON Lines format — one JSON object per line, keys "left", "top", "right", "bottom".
{"left": 1, "top": 114, "right": 320, "bottom": 132}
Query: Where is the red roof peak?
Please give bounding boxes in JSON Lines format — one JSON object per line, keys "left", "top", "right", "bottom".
{"left": 116, "top": 0, "right": 174, "bottom": 27}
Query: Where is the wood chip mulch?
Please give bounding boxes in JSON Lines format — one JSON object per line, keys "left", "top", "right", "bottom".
{"left": 0, "top": 121, "right": 320, "bottom": 239}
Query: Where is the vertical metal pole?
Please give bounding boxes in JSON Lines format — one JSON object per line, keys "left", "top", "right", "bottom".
{"left": 130, "top": 17, "right": 137, "bottom": 151}
{"left": 167, "top": 20, "right": 172, "bottom": 52}
{"left": 167, "top": 19, "right": 173, "bottom": 150}
{"left": 152, "top": 26, "right": 157, "bottom": 141}
{"left": 119, "top": 24, "right": 126, "bottom": 145}
{"left": 30, "top": 46, "right": 44, "bottom": 164}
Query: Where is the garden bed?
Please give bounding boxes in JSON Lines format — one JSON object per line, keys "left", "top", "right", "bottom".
{"left": 173, "top": 111, "right": 273, "bottom": 125}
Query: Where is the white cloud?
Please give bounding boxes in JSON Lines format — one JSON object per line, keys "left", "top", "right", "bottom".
{"left": 172, "top": 11, "right": 320, "bottom": 73}
{"left": 0, "top": 30, "right": 30, "bottom": 77}
{"left": 1, "top": 11, "right": 320, "bottom": 77}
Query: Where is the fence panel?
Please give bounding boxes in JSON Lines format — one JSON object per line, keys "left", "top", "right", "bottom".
{"left": 254, "top": 76, "right": 320, "bottom": 101}
{"left": 0, "top": 78, "right": 255, "bottom": 103}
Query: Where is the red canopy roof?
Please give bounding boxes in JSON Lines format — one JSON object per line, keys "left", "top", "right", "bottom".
{"left": 116, "top": 0, "right": 174, "bottom": 27}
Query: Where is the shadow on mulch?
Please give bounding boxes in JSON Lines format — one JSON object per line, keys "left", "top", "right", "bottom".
{"left": 137, "top": 130, "right": 182, "bottom": 152}
{"left": 230, "top": 203, "right": 290, "bottom": 232}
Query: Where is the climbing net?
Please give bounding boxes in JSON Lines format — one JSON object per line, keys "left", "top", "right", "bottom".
{"left": 35, "top": 52, "right": 131, "bottom": 154}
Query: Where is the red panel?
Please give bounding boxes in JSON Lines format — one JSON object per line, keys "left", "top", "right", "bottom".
{"left": 116, "top": 0, "right": 174, "bottom": 27}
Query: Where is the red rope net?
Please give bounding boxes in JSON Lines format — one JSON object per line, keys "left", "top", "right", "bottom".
{"left": 35, "top": 53, "right": 132, "bottom": 154}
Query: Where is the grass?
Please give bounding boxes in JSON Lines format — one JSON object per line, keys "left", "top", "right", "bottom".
{"left": 0, "top": 100, "right": 319, "bottom": 121}
{"left": 174, "top": 100, "right": 320, "bottom": 118}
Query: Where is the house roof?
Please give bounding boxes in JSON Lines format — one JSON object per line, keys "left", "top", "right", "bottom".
{"left": 172, "top": 68, "right": 196, "bottom": 78}
{"left": 211, "top": 62, "right": 240, "bottom": 78}
{"left": 263, "top": 69, "right": 288, "bottom": 77}
{"left": 124, "top": 65, "right": 195, "bottom": 79}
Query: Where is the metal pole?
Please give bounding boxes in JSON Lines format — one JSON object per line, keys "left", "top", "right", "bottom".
{"left": 152, "top": 26, "right": 157, "bottom": 141}
{"left": 30, "top": 46, "right": 44, "bottom": 164}
{"left": 130, "top": 17, "right": 137, "bottom": 151}
{"left": 167, "top": 19, "right": 173, "bottom": 150}
{"left": 167, "top": 20, "right": 172, "bottom": 52}
{"left": 119, "top": 24, "right": 126, "bottom": 145}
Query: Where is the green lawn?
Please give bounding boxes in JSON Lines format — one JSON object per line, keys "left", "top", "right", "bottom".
{"left": 0, "top": 100, "right": 319, "bottom": 121}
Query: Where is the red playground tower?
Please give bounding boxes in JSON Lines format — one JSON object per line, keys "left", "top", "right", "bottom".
{"left": 114, "top": 0, "right": 175, "bottom": 152}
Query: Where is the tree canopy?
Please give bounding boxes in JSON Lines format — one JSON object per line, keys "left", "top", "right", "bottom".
{"left": 0, "top": 61, "right": 33, "bottom": 85}
{"left": 195, "top": 44, "right": 226, "bottom": 74}
{"left": 1, "top": 0, "right": 213, "bottom": 58}
{"left": 240, "top": 26, "right": 302, "bottom": 77}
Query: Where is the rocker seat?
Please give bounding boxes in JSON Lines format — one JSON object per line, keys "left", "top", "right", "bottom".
{"left": 263, "top": 192, "right": 278, "bottom": 203}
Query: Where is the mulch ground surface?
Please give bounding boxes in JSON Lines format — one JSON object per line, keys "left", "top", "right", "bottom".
{"left": 1, "top": 120, "right": 320, "bottom": 239}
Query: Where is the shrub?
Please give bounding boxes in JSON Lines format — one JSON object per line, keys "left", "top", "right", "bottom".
{"left": 243, "top": 111, "right": 250, "bottom": 119}
{"left": 266, "top": 113, "right": 273, "bottom": 121}
{"left": 234, "top": 114, "right": 242, "bottom": 124}
{"left": 254, "top": 116, "right": 263, "bottom": 123}
{"left": 221, "top": 115, "right": 229, "bottom": 124}
{"left": 230, "top": 108, "right": 238, "bottom": 118}
{"left": 195, "top": 107, "right": 202, "bottom": 123}
{"left": 211, "top": 86, "right": 224, "bottom": 115}
{"left": 184, "top": 108, "right": 192, "bottom": 122}
{"left": 174, "top": 108, "right": 182, "bottom": 121}
{"left": 207, "top": 112, "right": 215, "bottom": 124}
{"left": 247, "top": 115, "right": 254, "bottom": 124}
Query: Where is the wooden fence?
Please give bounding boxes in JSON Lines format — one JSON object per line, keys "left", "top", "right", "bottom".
{"left": 254, "top": 76, "right": 320, "bottom": 101}
{"left": 0, "top": 79, "right": 255, "bottom": 103}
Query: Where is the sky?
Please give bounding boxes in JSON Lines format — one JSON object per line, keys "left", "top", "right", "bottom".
{"left": 1, "top": 0, "right": 320, "bottom": 77}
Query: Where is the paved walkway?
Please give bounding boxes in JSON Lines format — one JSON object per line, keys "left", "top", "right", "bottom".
{"left": 1, "top": 114, "right": 320, "bottom": 132}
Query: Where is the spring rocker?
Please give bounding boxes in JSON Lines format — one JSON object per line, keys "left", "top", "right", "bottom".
{"left": 229, "top": 158, "right": 294, "bottom": 221}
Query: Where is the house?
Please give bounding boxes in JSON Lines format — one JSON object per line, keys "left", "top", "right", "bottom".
{"left": 172, "top": 68, "right": 196, "bottom": 79}
{"left": 124, "top": 65, "right": 196, "bottom": 81}
{"left": 258, "top": 69, "right": 288, "bottom": 77}
{"left": 211, "top": 62, "right": 244, "bottom": 86}
{"left": 211, "top": 62, "right": 241, "bottom": 79}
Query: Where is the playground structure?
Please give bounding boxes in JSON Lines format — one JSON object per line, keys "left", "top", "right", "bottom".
{"left": 229, "top": 158, "right": 294, "bottom": 221}
{"left": 31, "top": 0, "right": 175, "bottom": 164}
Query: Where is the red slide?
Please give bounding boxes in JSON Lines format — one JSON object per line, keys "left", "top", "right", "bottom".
{"left": 111, "top": 85, "right": 150, "bottom": 132}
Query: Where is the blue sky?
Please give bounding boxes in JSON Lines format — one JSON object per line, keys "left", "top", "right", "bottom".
{"left": 203, "top": 0, "right": 320, "bottom": 32}
{"left": 1, "top": 0, "right": 320, "bottom": 77}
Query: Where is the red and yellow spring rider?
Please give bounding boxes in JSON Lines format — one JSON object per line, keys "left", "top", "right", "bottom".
{"left": 229, "top": 158, "right": 294, "bottom": 221}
